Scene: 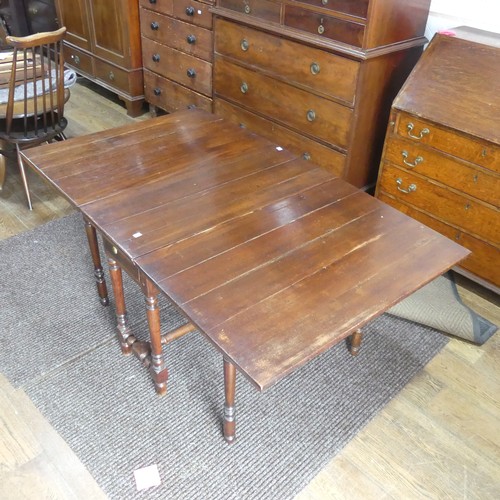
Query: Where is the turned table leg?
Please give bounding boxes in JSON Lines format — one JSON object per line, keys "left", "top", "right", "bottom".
{"left": 349, "top": 328, "right": 363, "bottom": 356}
{"left": 223, "top": 358, "right": 237, "bottom": 444}
{"left": 84, "top": 218, "right": 109, "bottom": 306}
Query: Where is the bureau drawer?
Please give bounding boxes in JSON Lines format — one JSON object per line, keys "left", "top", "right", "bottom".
{"left": 94, "top": 60, "right": 132, "bottom": 94}
{"left": 378, "top": 194, "right": 500, "bottom": 287}
{"left": 144, "top": 69, "right": 213, "bottom": 112}
{"left": 214, "top": 56, "right": 352, "bottom": 148}
{"left": 218, "top": 0, "right": 281, "bottom": 23}
{"left": 378, "top": 164, "right": 500, "bottom": 246}
{"left": 214, "top": 97, "right": 346, "bottom": 176}
{"left": 395, "top": 112, "right": 500, "bottom": 174}
{"left": 102, "top": 237, "right": 139, "bottom": 283}
{"left": 173, "top": 0, "right": 213, "bottom": 29}
{"left": 214, "top": 18, "right": 358, "bottom": 105}
{"left": 290, "top": 0, "right": 369, "bottom": 19}
{"left": 139, "top": 0, "right": 174, "bottom": 15}
{"left": 141, "top": 10, "right": 213, "bottom": 61}
{"left": 63, "top": 45, "right": 94, "bottom": 77}
{"left": 284, "top": 6, "right": 365, "bottom": 47}
{"left": 384, "top": 137, "right": 500, "bottom": 207}
{"left": 142, "top": 38, "right": 212, "bottom": 96}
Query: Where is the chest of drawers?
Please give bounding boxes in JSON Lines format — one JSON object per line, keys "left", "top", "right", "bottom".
{"left": 140, "top": 0, "right": 214, "bottom": 114}
{"left": 375, "top": 28, "right": 500, "bottom": 291}
{"left": 212, "top": 0, "right": 432, "bottom": 187}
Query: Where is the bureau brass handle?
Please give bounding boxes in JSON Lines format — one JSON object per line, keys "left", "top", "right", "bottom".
{"left": 407, "top": 123, "right": 429, "bottom": 140}
{"left": 303, "top": 152, "right": 311, "bottom": 161}
{"left": 396, "top": 178, "right": 417, "bottom": 194}
{"left": 152, "top": 53, "right": 160, "bottom": 62}
{"left": 108, "top": 71, "right": 115, "bottom": 81}
{"left": 240, "top": 39, "right": 249, "bottom": 51}
{"left": 151, "top": 22, "right": 159, "bottom": 30}
{"left": 401, "top": 150, "right": 423, "bottom": 168}
{"left": 310, "top": 62, "right": 320, "bottom": 75}
{"left": 187, "top": 34, "right": 196, "bottom": 44}
{"left": 240, "top": 82, "right": 249, "bottom": 94}
{"left": 71, "top": 54, "right": 80, "bottom": 65}
{"left": 186, "top": 6, "right": 195, "bottom": 15}
{"left": 154, "top": 88, "right": 161, "bottom": 96}
{"left": 306, "top": 109, "right": 316, "bottom": 122}
{"left": 187, "top": 68, "right": 196, "bottom": 78}
{"left": 244, "top": 4, "right": 251, "bottom": 14}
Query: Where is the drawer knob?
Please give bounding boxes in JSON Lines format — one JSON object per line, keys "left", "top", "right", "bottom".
{"left": 151, "top": 21, "right": 159, "bottom": 30}
{"left": 306, "top": 109, "right": 316, "bottom": 122}
{"left": 310, "top": 62, "right": 320, "bottom": 75}
{"left": 186, "top": 6, "right": 195, "bottom": 15}
{"left": 154, "top": 88, "right": 162, "bottom": 96}
{"left": 240, "top": 82, "right": 249, "bottom": 94}
{"left": 149, "top": 0, "right": 157, "bottom": 3}
{"left": 303, "top": 152, "right": 311, "bottom": 161}
{"left": 112, "top": 246, "right": 118, "bottom": 255}
{"left": 244, "top": 4, "right": 251, "bottom": 14}
{"left": 407, "top": 123, "right": 430, "bottom": 140}
{"left": 187, "top": 68, "right": 196, "bottom": 78}
{"left": 108, "top": 71, "right": 115, "bottom": 81}
{"left": 152, "top": 53, "right": 160, "bottom": 62}
{"left": 318, "top": 24, "right": 325, "bottom": 35}
{"left": 321, "top": 0, "right": 328, "bottom": 4}
{"left": 187, "top": 34, "right": 197, "bottom": 44}
{"left": 187, "top": 104, "right": 197, "bottom": 109}
{"left": 71, "top": 54, "right": 80, "bottom": 65}
{"left": 401, "top": 150, "right": 423, "bottom": 168}
{"left": 396, "top": 178, "right": 417, "bottom": 194}
{"left": 240, "top": 39, "right": 249, "bottom": 51}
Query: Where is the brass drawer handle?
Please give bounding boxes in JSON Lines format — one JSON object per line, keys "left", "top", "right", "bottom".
{"left": 244, "top": 4, "right": 251, "bottom": 14}
{"left": 321, "top": 0, "right": 328, "bottom": 4}
{"left": 310, "top": 62, "right": 320, "bottom": 75}
{"left": 306, "top": 109, "right": 316, "bottom": 122}
{"left": 240, "top": 82, "right": 249, "bottom": 94}
{"left": 240, "top": 39, "right": 249, "bottom": 51}
{"left": 71, "top": 54, "right": 80, "bottom": 65}
{"left": 396, "top": 178, "right": 417, "bottom": 194}
{"left": 407, "top": 123, "right": 429, "bottom": 140}
{"left": 401, "top": 150, "right": 423, "bottom": 168}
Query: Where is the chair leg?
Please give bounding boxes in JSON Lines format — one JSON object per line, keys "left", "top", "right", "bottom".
{"left": 15, "top": 145, "right": 33, "bottom": 210}
{"left": 0, "top": 153, "right": 5, "bottom": 191}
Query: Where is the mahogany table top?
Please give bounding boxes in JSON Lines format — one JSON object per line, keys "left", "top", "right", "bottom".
{"left": 21, "top": 109, "right": 469, "bottom": 390}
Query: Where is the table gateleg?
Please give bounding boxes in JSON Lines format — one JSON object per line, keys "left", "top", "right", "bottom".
{"left": 223, "top": 358, "right": 237, "bottom": 443}
{"left": 84, "top": 218, "right": 109, "bottom": 306}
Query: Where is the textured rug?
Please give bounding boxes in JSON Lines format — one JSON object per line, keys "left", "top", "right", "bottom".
{"left": 0, "top": 213, "right": 480, "bottom": 499}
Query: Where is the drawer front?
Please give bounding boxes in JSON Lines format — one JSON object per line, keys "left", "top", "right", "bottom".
{"left": 142, "top": 38, "right": 212, "bottom": 96}
{"left": 94, "top": 60, "right": 131, "bottom": 94}
{"left": 378, "top": 164, "right": 500, "bottom": 246}
{"left": 102, "top": 238, "right": 139, "bottom": 283}
{"left": 214, "top": 18, "right": 358, "bottom": 105}
{"left": 214, "top": 56, "right": 352, "bottom": 148}
{"left": 144, "top": 69, "right": 213, "bottom": 112}
{"left": 395, "top": 112, "right": 500, "bottom": 173}
{"left": 139, "top": 0, "right": 174, "bottom": 15}
{"left": 173, "top": 0, "right": 213, "bottom": 29}
{"left": 290, "top": 0, "right": 369, "bottom": 19}
{"left": 378, "top": 194, "right": 500, "bottom": 287}
{"left": 218, "top": 0, "right": 281, "bottom": 23}
{"left": 284, "top": 6, "right": 365, "bottom": 47}
{"left": 214, "top": 97, "right": 346, "bottom": 177}
{"left": 63, "top": 45, "right": 94, "bottom": 77}
{"left": 384, "top": 137, "right": 500, "bottom": 207}
{"left": 141, "top": 10, "right": 214, "bottom": 61}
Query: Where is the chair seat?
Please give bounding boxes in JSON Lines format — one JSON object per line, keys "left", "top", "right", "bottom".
{"left": 0, "top": 87, "right": 70, "bottom": 119}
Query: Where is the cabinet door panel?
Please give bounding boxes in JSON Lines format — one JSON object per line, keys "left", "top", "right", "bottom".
{"left": 55, "top": 0, "right": 92, "bottom": 51}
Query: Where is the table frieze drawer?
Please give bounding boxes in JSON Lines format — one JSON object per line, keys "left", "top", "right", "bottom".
{"left": 288, "top": 0, "right": 369, "bottom": 19}
{"left": 378, "top": 193, "right": 500, "bottom": 287}
{"left": 395, "top": 112, "right": 500, "bottom": 173}
{"left": 378, "top": 165, "right": 500, "bottom": 246}
{"left": 142, "top": 38, "right": 212, "bottom": 96}
{"left": 284, "top": 6, "right": 365, "bottom": 47}
{"left": 218, "top": 0, "right": 281, "bottom": 23}
{"left": 94, "top": 59, "right": 137, "bottom": 94}
{"left": 214, "top": 56, "right": 352, "bottom": 148}
{"left": 139, "top": 0, "right": 174, "bottom": 15}
{"left": 214, "top": 97, "right": 346, "bottom": 176}
{"left": 102, "top": 238, "right": 140, "bottom": 282}
{"left": 384, "top": 137, "right": 500, "bottom": 207}
{"left": 214, "top": 18, "right": 358, "bottom": 105}
{"left": 172, "top": 0, "right": 213, "bottom": 29}
{"left": 63, "top": 45, "right": 94, "bottom": 77}
{"left": 141, "top": 10, "right": 214, "bottom": 61}
{"left": 144, "top": 69, "right": 213, "bottom": 112}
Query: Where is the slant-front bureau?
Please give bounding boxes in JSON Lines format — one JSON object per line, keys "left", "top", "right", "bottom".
{"left": 376, "top": 28, "right": 500, "bottom": 291}
{"left": 211, "top": 0, "right": 432, "bottom": 188}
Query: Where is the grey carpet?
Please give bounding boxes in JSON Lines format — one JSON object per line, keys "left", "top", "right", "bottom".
{"left": 1, "top": 213, "right": 452, "bottom": 499}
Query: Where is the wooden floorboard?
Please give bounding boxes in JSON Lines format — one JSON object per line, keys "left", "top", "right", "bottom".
{"left": 1, "top": 78, "right": 499, "bottom": 499}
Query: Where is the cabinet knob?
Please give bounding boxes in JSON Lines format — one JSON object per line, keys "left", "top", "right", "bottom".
{"left": 401, "top": 150, "right": 423, "bottom": 168}
{"left": 407, "top": 123, "right": 429, "bottom": 140}
{"left": 108, "top": 71, "right": 115, "bottom": 81}
{"left": 187, "top": 68, "right": 196, "bottom": 78}
{"left": 71, "top": 54, "right": 80, "bottom": 65}
{"left": 240, "top": 39, "right": 249, "bottom": 51}
{"left": 303, "top": 152, "right": 311, "bottom": 161}
{"left": 154, "top": 88, "right": 162, "bottom": 96}
{"left": 186, "top": 6, "right": 195, "bottom": 16}
{"left": 310, "top": 62, "right": 320, "bottom": 75}
{"left": 396, "top": 178, "right": 417, "bottom": 194}
{"left": 187, "top": 104, "right": 197, "bottom": 109}
{"left": 186, "top": 34, "right": 196, "bottom": 44}
{"left": 149, "top": 0, "right": 157, "bottom": 3}
{"left": 244, "top": 4, "right": 251, "bottom": 14}
{"left": 240, "top": 82, "right": 249, "bottom": 94}
{"left": 306, "top": 109, "right": 316, "bottom": 122}
{"left": 152, "top": 53, "right": 160, "bottom": 62}
{"left": 151, "top": 22, "right": 159, "bottom": 30}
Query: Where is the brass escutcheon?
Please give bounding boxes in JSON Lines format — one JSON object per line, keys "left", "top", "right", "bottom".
{"left": 318, "top": 25, "right": 325, "bottom": 35}
{"left": 240, "top": 39, "right": 249, "bottom": 51}
{"left": 310, "top": 62, "right": 320, "bottom": 75}
{"left": 240, "top": 82, "right": 249, "bottom": 94}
